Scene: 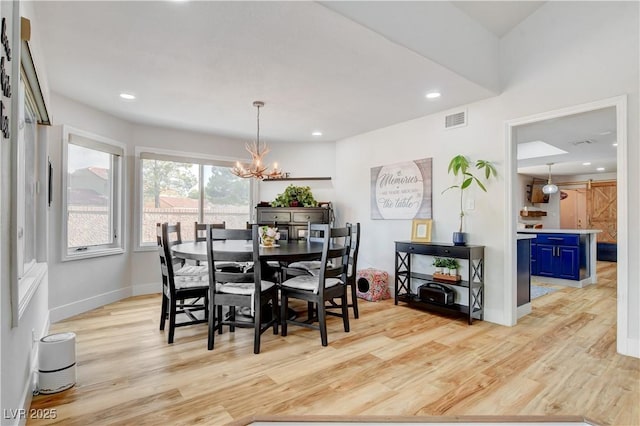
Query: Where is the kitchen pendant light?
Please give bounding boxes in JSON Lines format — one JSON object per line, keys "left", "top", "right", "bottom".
{"left": 542, "top": 163, "right": 559, "bottom": 194}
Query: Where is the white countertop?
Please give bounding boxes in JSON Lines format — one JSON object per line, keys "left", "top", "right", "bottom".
{"left": 518, "top": 228, "right": 601, "bottom": 235}
{"left": 517, "top": 234, "right": 537, "bottom": 240}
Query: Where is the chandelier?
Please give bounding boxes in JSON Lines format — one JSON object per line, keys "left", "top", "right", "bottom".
{"left": 542, "top": 162, "right": 559, "bottom": 194}
{"left": 231, "top": 101, "right": 284, "bottom": 180}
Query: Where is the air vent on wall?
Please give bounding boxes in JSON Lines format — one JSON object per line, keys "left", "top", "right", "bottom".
{"left": 445, "top": 110, "right": 467, "bottom": 129}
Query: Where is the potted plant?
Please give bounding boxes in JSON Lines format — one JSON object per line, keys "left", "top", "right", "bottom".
{"left": 271, "top": 185, "right": 318, "bottom": 207}
{"left": 442, "top": 155, "right": 497, "bottom": 246}
{"left": 445, "top": 258, "right": 460, "bottom": 276}
{"left": 432, "top": 257, "right": 445, "bottom": 274}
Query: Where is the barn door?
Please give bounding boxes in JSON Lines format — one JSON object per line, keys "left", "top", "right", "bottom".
{"left": 587, "top": 181, "right": 617, "bottom": 243}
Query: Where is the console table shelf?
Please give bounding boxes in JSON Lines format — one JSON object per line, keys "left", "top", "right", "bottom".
{"left": 397, "top": 294, "right": 482, "bottom": 317}
{"left": 394, "top": 241, "right": 485, "bottom": 324}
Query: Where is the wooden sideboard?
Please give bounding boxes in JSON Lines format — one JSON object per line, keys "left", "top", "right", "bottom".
{"left": 255, "top": 206, "right": 332, "bottom": 240}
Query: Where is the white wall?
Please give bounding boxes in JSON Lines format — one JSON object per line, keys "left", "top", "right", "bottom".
{"left": 257, "top": 141, "right": 336, "bottom": 208}
{"left": 47, "top": 95, "right": 135, "bottom": 322}
{"left": 335, "top": 98, "right": 508, "bottom": 322}
{"left": 1, "top": 1, "right": 51, "bottom": 419}
{"left": 335, "top": 0, "right": 639, "bottom": 346}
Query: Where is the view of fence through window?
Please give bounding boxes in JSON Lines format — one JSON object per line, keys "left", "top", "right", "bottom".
{"left": 141, "top": 159, "right": 250, "bottom": 245}
{"left": 67, "top": 144, "right": 113, "bottom": 248}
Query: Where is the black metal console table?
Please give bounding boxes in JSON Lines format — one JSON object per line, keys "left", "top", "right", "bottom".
{"left": 394, "top": 241, "right": 485, "bottom": 324}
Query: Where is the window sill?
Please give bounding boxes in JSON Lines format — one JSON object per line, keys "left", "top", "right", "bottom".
{"left": 18, "top": 262, "right": 47, "bottom": 320}
{"left": 62, "top": 247, "right": 125, "bottom": 262}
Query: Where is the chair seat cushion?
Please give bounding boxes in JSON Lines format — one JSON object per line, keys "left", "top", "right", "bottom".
{"left": 281, "top": 275, "right": 343, "bottom": 294}
{"left": 214, "top": 261, "right": 245, "bottom": 271}
{"left": 215, "top": 280, "right": 275, "bottom": 295}
{"left": 175, "top": 264, "right": 208, "bottom": 276}
{"left": 216, "top": 280, "right": 276, "bottom": 316}
{"left": 287, "top": 260, "right": 322, "bottom": 271}
{"left": 174, "top": 273, "right": 209, "bottom": 289}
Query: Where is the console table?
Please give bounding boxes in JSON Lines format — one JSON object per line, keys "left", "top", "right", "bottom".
{"left": 394, "top": 241, "right": 485, "bottom": 324}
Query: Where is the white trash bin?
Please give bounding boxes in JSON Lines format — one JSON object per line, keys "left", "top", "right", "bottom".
{"left": 38, "top": 332, "right": 77, "bottom": 394}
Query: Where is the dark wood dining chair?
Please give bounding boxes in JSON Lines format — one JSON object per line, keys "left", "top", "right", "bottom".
{"left": 157, "top": 222, "right": 209, "bottom": 344}
{"left": 206, "top": 225, "right": 279, "bottom": 353}
{"left": 283, "top": 221, "right": 324, "bottom": 278}
{"left": 280, "top": 223, "right": 351, "bottom": 346}
{"left": 195, "top": 221, "right": 226, "bottom": 242}
{"left": 326, "top": 222, "right": 361, "bottom": 319}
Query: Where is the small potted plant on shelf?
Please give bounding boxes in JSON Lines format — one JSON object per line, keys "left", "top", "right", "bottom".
{"left": 271, "top": 185, "right": 318, "bottom": 207}
{"left": 432, "top": 257, "right": 445, "bottom": 274}
{"left": 442, "top": 154, "right": 497, "bottom": 246}
{"left": 445, "top": 258, "right": 460, "bottom": 277}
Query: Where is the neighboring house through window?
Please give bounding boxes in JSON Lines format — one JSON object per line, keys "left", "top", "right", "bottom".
{"left": 137, "top": 151, "right": 252, "bottom": 248}
{"left": 62, "top": 127, "right": 125, "bottom": 260}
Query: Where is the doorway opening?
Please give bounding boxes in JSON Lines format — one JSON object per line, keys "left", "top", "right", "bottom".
{"left": 505, "top": 95, "right": 629, "bottom": 356}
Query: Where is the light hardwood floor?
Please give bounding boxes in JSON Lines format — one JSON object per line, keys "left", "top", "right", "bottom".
{"left": 30, "top": 262, "right": 638, "bottom": 425}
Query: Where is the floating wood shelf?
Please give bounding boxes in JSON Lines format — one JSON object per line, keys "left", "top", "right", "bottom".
{"left": 520, "top": 210, "right": 547, "bottom": 218}
{"left": 263, "top": 177, "right": 331, "bottom": 181}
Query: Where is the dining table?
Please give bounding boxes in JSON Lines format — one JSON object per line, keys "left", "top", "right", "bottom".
{"left": 171, "top": 239, "right": 328, "bottom": 263}
{"left": 172, "top": 239, "right": 330, "bottom": 322}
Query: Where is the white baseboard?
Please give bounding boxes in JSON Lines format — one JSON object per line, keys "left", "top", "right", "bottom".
{"left": 50, "top": 283, "right": 161, "bottom": 323}
{"left": 517, "top": 303, "right": 532, "bottom": 319}
{"left": 619, "top": 337, "right": 640, "bottom": 358}
{"left": 531, "top": 275, "right": 594, "bottom": 288}
{"left": 133, "top": 282, "right": 161, "bottom": 296}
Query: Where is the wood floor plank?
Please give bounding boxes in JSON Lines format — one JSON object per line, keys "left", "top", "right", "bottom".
{"left": 29, "top": 261, "right": 639, "bottom": 425}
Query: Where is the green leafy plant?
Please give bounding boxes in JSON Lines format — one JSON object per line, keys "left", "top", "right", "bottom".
{"left": 442, "top": 155, "right": 497, "bottom": 233}
{"left": 271, "top": 185, "right": 318, "bottom": 207}
{"left": 432, "top": 257, "right": 446, "bottom": 268}
{"left": 444, "top": 258, "right": 459, "bottom": 270}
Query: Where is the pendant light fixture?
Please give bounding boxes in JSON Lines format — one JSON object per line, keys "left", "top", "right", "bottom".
{"left": 542, "top": 162, "right": 559, "bottom": 194}
{"left": 231, "top": 101, "right": 284, "bottom": 180}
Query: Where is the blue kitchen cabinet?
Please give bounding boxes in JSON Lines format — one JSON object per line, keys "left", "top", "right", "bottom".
{"left": 534, "top": 234, "right": 581, "bottom": 281}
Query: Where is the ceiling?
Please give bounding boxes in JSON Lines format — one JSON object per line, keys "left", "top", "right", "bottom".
{"left": 34, "top": 1, "right": 610, "bottom": 178}
{"left": 32, "top": 1, "right": 543, "bottom": 144}
{"left": 515, "top": 106, "right": 618, "bottom": 178}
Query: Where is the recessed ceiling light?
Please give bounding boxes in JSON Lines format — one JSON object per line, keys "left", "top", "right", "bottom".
{"left": 596, "top": 167, "right": 605, "bottom": 171}
{"left": 612, "top": 142, "right": 618, "bottom": 146}
{"left": 582, "top": 162, "right": 591, "bottom": 166}
{"left": 119, "top": 93, "right": 136, "bottom": 100}
{"left": 425, "top": 92, "right": 441, "bottom": 99}
{"left": 517, "top": 141, "right": 568, "bottom": 160}
{"left": 311, "top": 131, "right": 322, "bottom": 137}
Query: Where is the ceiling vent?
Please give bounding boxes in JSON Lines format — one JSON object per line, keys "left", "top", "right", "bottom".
{"left": 571, "top": 139, "right": 596, "bottom": 146}
{"left": 445, "top": 110, "right": 467, "bottom": 129}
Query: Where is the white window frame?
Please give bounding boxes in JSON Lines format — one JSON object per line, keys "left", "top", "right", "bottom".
{"left": 15, "top": 71, "right": 47, "bottom": 320}
{"left": 134, "top": 146, "right": 256, "bottom": 251}
{"left": 61, "top": 126, "right": 125, "bottom": 261}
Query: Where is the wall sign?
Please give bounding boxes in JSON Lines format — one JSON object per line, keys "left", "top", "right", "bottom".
{"left": 370, "top": 158, "right": 432, "bottom": 220}
{"left": 1, "top": 17, "right": 11, "bottom": 139}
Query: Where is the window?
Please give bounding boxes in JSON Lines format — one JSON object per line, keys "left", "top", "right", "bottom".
{"left": 62, "top": 127, "right": 125, "bottom": 260}
{"left": 17, "top": 78, "right": 37, "bottom": 279}
{"left": 138, "top": 151, "right": 252, "bottom": 248}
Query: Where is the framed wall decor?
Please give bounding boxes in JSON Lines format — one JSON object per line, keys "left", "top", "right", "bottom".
{"left": 370, "top": 158, "right": 432, "bottom": 219}
{"left": 411, "top": 219, "right": 432, "bottom": 243}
